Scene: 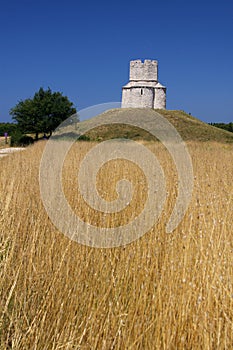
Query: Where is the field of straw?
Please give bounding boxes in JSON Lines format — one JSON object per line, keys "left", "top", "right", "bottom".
{"left": 0, "top": 140, "right": 232, "bottom": 349}
{"left": 0, "top": 137, "right": 10, "bottom": 150}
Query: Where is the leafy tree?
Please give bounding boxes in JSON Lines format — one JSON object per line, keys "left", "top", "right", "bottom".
{"left": 0, "top": 122, "right": 18, "bottom": 136}
{"left": 209, "top": 122, "right": 233, "bottom": 133}
{"left": 10, "top": 88, "right": 77, "bottom": 140}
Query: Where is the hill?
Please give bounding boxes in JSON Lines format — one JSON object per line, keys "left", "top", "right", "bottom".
{"left": 78, "top": 109, "right": 233, "bottom": 143}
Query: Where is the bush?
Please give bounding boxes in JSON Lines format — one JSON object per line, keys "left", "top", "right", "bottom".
{"left": 10, "top": 129, "right": 24, "bottom": 146}
{"left": 78, "top": 134, "right": 90, "bottom": 141}
{"left": 11, "top": 131, "right": 34, "bottom": 147}
{"left": 0, "top": 123, "right": 18, "bottom": 136}
{"left": 18, "top": 135, "right": 34, "bottom": 146}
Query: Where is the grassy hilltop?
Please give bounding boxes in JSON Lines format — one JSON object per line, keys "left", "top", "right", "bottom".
{"left": 0, "top": 110, "right": 233, "bottom": 349}
{"left": 77, "top": 108, "right": 233, "bottom": 143}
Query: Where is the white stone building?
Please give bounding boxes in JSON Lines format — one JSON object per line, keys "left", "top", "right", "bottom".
{"left": 121, "top": 59, "right": 166, "bottom": 109}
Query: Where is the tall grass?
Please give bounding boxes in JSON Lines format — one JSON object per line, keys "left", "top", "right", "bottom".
{"left": 0, "top": 140, "right": 232, "bottom": 349}
{"left": 0, "top": 137, "right": 10, "bottom": 149}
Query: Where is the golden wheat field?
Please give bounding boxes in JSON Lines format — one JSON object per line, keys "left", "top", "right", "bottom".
{"left": 0, "top": 140, "right": 233, "bottom": 349}
{"left": 0, "top": 137, "right": 10, "bottom": 149}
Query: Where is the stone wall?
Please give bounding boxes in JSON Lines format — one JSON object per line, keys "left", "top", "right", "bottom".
{"left": 153, "top": 87, "right": 166, "bottom": 109}
{"left": 129, "top": 60, "right": 158, "bottom": 82}
{"left": 122, "top": 59, "right": 166, "bottom": 109}
{"left": 122, "top": 87, "right": 154, "bottom": 108}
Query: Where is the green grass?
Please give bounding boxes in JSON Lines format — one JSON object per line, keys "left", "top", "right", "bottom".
{"left": 73, "top": 109, "right": 233, "bottom": 143}
{"left": 157, "top": 109, "right": 233, "bottom": 142}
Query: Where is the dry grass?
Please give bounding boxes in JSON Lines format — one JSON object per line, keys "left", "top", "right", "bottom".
{"left": 76, "top": 109, "right": 233, "bottom": 144}
{"left": 0, "top": 137, "right": 10, "bottom": 150}
{"left": 0, "top": 140, "right": 232, "bottom": 349}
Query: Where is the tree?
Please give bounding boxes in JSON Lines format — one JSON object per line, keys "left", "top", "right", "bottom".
{"left": 0, "top": 122, "right": 18, "bottom": 136}
{"left": 209, "top": 122, "right": 233, "bottom": 133}
{"left": 10, "top": 88, "right": 77, "bottom": 140}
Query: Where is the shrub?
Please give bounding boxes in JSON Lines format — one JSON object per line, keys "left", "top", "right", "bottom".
{"left": 78, "top": 134, "right": 90, "bottom": 141}
{"left": 10, "top": 129, "right": 24, "bottom": 146}
{"left": 18, "top": 135, "right": 34, "bottom": 146}
{"left": 10, "top": 131, "right": 34, "bottom": 147}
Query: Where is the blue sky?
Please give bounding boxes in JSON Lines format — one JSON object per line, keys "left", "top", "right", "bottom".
{"left": 0, "top": 0, "right": 232, "bottom": 123}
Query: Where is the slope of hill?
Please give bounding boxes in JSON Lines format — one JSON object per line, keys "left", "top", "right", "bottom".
{"left": 157, "top": 109, "right": 233, "bottom": 142}
{"left": 78, "top": 109, "right": 233, "bottom": 143}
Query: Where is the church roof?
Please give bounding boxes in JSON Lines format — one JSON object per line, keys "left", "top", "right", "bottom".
{"left": 122, "top": 80, "right": 166, "bottom": 89}
{"left": 155, "top": 82, "right": 166, "bottom": 88}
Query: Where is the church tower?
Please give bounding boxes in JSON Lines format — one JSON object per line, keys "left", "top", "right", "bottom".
{"left": 121, "top": 59, "right": 166, "bottom": 109}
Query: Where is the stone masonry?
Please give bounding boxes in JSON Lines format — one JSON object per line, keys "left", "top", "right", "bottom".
{"left": 121, "top": 59, "right": 166, "bottom": 109}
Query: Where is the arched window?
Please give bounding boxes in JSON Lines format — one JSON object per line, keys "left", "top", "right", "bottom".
{"left": 141, "top": 89, "right": 143, "bottom": 95}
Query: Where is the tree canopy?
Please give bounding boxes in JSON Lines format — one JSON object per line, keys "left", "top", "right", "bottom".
{"left": 209, "top": 122, "right": 233, "bottom": 133}
{"left": 10, "top": 87, "right": 77, "bottom": 139}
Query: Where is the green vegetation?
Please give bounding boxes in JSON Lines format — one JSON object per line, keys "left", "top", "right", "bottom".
{"left": 0, "top": 122, "right": 18, "bottom": 136}
{"left": 0, "top": 123, "right": 33, "bottom": 146}
{"left": 10, "top": 87, "right": 77, "bottom": 140}
{"left": 157, "top": 110, "right": 233, "bottom": 142}
{"left": 209, "top": 122, "right": 233, "bottom": 133}
{"left": 72, "top": 109, "right": 233, "bottom": 143}
{"left": 2, "top": 108, "right": 233, "bottom": 146}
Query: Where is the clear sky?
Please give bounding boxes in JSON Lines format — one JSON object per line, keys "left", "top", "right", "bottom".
{"left": 0, "top": 0, "right": 232, "bottom": 123}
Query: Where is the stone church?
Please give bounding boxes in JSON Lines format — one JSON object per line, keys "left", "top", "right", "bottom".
{"left": 121, "top": 59, "right": 166, "bottom": 109}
